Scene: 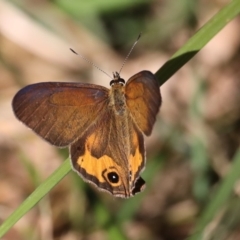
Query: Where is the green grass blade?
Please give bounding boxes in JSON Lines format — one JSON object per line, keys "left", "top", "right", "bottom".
{"left": 0, "top": 159, "right": 71, "bottom": 238}
{"left": 188, "top": 149, "right": 240, "bottom": 240}
{"left": 156, "top": 0, "right": 240, "bottom": 86}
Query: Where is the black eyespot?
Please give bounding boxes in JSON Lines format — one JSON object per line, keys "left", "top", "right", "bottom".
{"left": 107, "top": 172, "right": 119, "bottom": 183}
{"left": 132, "top": 177, "right": 145, "bottom": 195}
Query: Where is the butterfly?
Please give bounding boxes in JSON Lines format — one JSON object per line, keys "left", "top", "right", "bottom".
{"left": 12, "top": 31, "right": 161, "bottom": 198}
{"left": 12, "top": 70, "right": 161, "bottom": 198}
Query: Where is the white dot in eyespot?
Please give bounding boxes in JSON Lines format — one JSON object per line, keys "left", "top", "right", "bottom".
{"left": 107, "top": 172, "right": 119, "bottom": 183}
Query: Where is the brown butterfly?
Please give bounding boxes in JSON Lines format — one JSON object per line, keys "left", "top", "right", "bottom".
{"left": 12, "top": 70, "right": 161, "bottom": 198}
{"left": 12, "top": 35, "right": 161, "bottom": 198}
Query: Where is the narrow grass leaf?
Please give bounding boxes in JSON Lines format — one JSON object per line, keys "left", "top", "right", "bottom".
{"left": 0, "top": 159, "right": 71, "bottom": 238}
{"left": 189, "top": 149, "right": 240, "bottom": 240}
{"left": 156, "top": 0, "right": 240, "bottom": 86}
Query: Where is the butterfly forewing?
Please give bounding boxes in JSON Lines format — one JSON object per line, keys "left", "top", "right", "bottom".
{"left": 12, "top": 82, "right": 109, "bottom": 147}
{"left": 125, "top": 71, "right": 161, "bottom": 136}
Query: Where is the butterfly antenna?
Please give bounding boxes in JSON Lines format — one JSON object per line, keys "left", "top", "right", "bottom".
{"left": 70, "top": 48, "right": 112, "bottom": 79}
{"left": 118, "top": 33, "right": 142, "bottom": 75}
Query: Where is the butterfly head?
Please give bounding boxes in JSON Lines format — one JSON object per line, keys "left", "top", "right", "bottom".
{"left": 110, "top": 72, "right": 125, "bottom": 86}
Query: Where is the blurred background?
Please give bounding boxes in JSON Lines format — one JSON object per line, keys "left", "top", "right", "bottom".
{"left": 1, "top": 0, "right": 240, "bottom": 239}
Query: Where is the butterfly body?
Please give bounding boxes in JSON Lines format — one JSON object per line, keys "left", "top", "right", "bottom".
{"left": 12, "top": 70, "right": 161, "bottom": 198}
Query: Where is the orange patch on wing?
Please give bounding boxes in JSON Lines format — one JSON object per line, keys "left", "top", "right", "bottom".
{"left": 129, "top": 146, "right": 143, "bottom": 183}
{"left": 129, "top": 129, "right": 144, "bottom": 183}
{"left": 76, "top": 147, "right": 123, "bottom": 187}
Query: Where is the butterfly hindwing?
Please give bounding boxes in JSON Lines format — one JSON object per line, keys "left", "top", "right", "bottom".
{"left": 70, "top": 107, "right": 145, "bottom": 197}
